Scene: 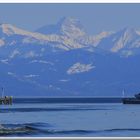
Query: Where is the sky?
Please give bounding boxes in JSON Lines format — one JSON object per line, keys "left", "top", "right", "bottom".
{"left": 0, "top": 3, "right": 140, "bottom": 34}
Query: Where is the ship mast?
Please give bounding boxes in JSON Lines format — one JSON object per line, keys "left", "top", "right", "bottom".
{"left": 122, "top": 89, "right": 125, "bottom": 98}
{"left": 1, "top": 87, "right": 4, "bottom": 98}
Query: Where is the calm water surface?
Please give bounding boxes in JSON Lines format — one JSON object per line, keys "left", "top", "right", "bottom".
{"left": 0, "top": 98, "right": 139, "bottom": 137}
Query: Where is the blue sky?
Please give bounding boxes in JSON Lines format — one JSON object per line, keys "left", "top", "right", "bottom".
{"left": 0, "top": 3, "right": 140, "bottom": 34}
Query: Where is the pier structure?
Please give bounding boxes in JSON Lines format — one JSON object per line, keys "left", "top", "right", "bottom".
{"left": 0, "top": 87, "right": 13, "bottom": 105}
{"left": 0, "top": 96, "right": 13, "bottom": 105}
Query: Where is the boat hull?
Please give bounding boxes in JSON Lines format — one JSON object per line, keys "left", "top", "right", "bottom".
{"left": 122, "top": 98, "right": 140, "bottom": 104}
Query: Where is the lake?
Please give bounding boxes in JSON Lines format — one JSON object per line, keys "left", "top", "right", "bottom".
{"left": 0, "top": 97, "right": 139, "bottom": 137}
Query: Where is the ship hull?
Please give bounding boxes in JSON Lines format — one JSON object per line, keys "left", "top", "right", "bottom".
{"left": 122, "top": 98, "right": 140, "bottom": 104}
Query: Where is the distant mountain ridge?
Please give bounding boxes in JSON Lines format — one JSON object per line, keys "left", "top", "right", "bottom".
{"left": 0, "top": 17, "right": 140, "bottom": 97}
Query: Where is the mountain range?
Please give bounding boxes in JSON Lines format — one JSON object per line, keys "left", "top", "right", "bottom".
{"left": 0, "top": 17, "right": 140, "bottom": 97}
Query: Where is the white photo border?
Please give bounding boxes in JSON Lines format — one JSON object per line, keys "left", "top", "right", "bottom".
{"left": 0, "top": 1, "right": 139, "bottom": 140}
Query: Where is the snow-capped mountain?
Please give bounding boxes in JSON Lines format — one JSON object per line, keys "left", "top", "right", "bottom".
{"left": 0, "top": 22, "right": 86, "bottom": 53}
{"left": 98, "top": 27, "right": 140, "bottom": 57}
{"left": 0, "top": 17, "right": 140, "bottom": 97}
{"left": 37, "top": 17, "right": 86, "bottom": 39}
{"left": 36, "top": 17, "right": 113, "bottom": 49}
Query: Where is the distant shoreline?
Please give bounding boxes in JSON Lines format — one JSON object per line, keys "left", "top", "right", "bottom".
{"left": 12, "top": 97, "right": 124, "bottom": 104}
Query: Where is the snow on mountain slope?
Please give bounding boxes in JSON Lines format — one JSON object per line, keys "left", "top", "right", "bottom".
{"left": 37, "top": 17, "right": 86, "bottom": 38}
{"left": 36, "top": 17, "right": 114, "bottom": 50}
{"left": 1, "top": 19, "right": 140, "bottom": 57}
{"left": 0, "top": 23, "right": 85, "bottom": 51}
{"left": 67, "top": 63, "right": 95, "bottom": 75}
{"left": 78, "top": 31, "right": 113, "bottom": 48}
{"left": 111, "top": 28, "right": 138, "bottom": 52}
{"left": 97, "top": 27, "right": 140, "bottom": 56}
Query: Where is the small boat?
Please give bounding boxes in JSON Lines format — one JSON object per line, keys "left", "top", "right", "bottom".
{"left": 134, "top": 93, "right": 140, "bottom": 99}
{"left": 0, "top": 87, "right": 13, "bottom": 105}
{"left": 122, "top": 93, "right": 140, "bottom": 104}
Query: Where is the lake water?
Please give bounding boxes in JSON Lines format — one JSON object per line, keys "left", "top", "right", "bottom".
{"left": 0, "top": 97, "right": 140, "bottom": 137}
